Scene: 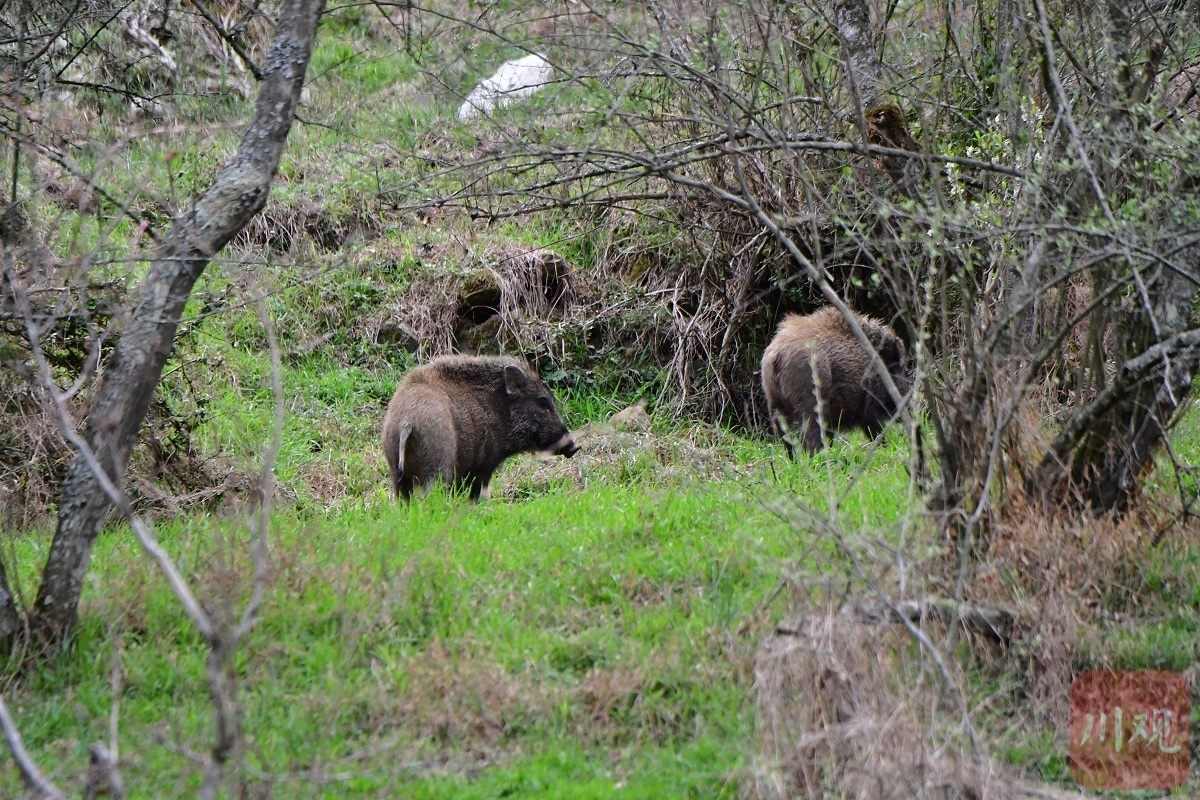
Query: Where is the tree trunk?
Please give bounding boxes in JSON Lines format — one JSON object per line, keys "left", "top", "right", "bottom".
{"left": 1026, "top": 2, "right": 1199, "bottom": 514}
{"left": 0, "top": 559, "right": 21, "bottom": 642}
{"left": 19, "top": 0, "right": 326, "bottom": 645}
{"left": 1030, "top": 255, "right": 1200, "bottom": 512}
{"left": 833, "top": 0, "right": 883, "bottom": 117}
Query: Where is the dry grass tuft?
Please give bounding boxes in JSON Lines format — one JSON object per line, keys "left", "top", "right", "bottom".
{"left": 497, "top": 423, "right": 732, "bottom": 498}
{"left": 974, "top": 499, "right": 1155, "bottom": 610}
{"left": 237, "top": 195, "right": 383, "bottom": 256}
{"left": 965, "top": 500, "right": 1200, "bottom": 730}
{"left": 366, "top": 639, "right": 561, "bottom": 757}
{"left": 0, "top": 383, "right": 72, "bottom": 530}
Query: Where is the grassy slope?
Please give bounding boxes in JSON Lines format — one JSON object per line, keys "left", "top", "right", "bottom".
{"left": 6, "top": 6, "right": 1200, "bottom": 797}
{"left": 4, "top": 429, "right": 913, "bottom": 797}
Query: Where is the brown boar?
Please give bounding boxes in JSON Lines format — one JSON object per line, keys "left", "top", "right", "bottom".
{"left": 382, "top": 355, "right": 579, "bottom": 500}
{"left": 762, "top": 307, "right": 909, "bottom": 455}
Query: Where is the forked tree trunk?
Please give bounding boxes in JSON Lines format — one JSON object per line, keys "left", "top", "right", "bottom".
{"left": 1026, "top": 1, "right": 1200, "bottom": 514}
{"left": 13, "top": 0, "right": 326, "bottom": 645}
{"left": 1030, "top": 253, "right": 1200, "bottom": 512}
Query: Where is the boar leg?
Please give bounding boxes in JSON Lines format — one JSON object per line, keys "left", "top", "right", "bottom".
{"left": 769, "top": 408, "right": 796, "bottom": 460}
{"left": 801, "top": 419, "right": 825, "bottom": 453}
{"left": 464, "top": 468, "right": 495, "bottom": 503}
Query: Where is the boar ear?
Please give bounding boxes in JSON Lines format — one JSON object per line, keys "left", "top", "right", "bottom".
{"left": 503, "top": 364, "right": 535, "bottom": 397}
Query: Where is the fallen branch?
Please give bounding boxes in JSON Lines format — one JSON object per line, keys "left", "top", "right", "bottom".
{"left": 774, "top": 597, "right": 1016, "bottom": 643}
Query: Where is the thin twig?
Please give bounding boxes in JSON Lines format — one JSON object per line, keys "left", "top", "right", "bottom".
{"left": 0, "top": 691, "right": 65, "bottom": 800}
{"left": 7, "top": 269, "right": 218, "bottom": 642}
{"left": 186, "top": 0, "right": 264, "bottom": 81}
{"left": 234, "top": 290, "right": 284, "bottom": 642}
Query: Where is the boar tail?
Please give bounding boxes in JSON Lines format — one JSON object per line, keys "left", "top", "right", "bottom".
{"left": 391, "top": 422, "right": 413, "bottom": 498}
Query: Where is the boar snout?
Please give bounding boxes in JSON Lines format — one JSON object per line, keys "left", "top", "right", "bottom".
{"left": 552, "top": 432, "right": 580, "bottom": 458}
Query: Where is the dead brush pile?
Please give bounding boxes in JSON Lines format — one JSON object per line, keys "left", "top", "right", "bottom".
{"left": 0, "top": 380, "right": 70, "bottom": 530}
{"left": 0, "top": 373, "right": 246, "bottom": 529}
{"left": 411, "top": 243, "right": 580, "bottom": 356}
{"left": 970, "top": 497, "right": 1199, "bottom": 711}
{"left": 366, "top": 235, "right": 669, "bottom": 392}
{"left": 236, "top": 192, "right": 384, "bottom": 256}
{"left": 750, "top": 604, "right": 1087, "bottom": 800}
{"left": 749, "top": 484, "right": 1200, "bottom": 800}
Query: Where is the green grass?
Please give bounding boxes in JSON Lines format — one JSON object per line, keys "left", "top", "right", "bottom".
{"left": 4, "top": 429, "right": 883, "bottom": 797}
{"left": 4, "top": 293, "right": 926, "bottom": 795}
{"left": 16, "top": 408, "right": 1195, "bottom": 796}
{"left": 9, "top": 7, "right": 1200, "bottom": 797}
{"left": 24, "top": 264, "right": 1198, "bottom": 796}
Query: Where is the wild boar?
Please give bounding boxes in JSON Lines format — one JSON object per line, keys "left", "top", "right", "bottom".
{"left": 382, "top": 355, "right": 579, "bottom": 500}
{"left": 762, "top": 307, "right": 909, "bottom": 455}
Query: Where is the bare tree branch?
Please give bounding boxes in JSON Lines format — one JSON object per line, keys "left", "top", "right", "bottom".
{"left": 0, "top": 691, "right": 64, "bottom": 800}
{"left": 3, "top": 202, "right": 291, "bottom": 800}
{"left": 186, "top": 0, "right": 265, "bottom": 81}
{"left": 20, "top": 0, "right": 326, "bottom": 644}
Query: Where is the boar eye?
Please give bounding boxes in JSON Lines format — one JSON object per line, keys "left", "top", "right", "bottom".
{"left": 536, "top": 396, "right": 553, "bottom": 410}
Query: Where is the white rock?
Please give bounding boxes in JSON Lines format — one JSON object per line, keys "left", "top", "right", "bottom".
{"left": 456, "top": 53, "right": 554, "bottom": 121}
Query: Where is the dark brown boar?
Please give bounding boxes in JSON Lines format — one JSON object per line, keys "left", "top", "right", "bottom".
{"left": 382, "top": 355, "right": 579, "bottom": 500}
{"left": 761, "top": 307, "right": 909, "bottom": 455}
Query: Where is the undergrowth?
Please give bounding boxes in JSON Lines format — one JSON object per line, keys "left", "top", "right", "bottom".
{"left": 4, "top": 3, "right": 1200, "bottom": 797}
{"left": 2, "top": 429, "right": 916, "bottom": 797}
